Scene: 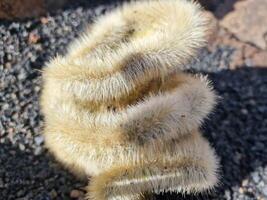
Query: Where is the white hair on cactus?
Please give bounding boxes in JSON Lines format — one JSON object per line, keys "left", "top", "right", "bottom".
{"left": 41, "top": 0, "right": 219, "bottom": 199}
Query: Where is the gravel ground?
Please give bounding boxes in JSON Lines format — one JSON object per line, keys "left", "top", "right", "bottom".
{"left": 0, "top": 1, "right": 267, "bottom": 200}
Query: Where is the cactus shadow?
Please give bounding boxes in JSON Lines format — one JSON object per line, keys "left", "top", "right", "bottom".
{"left": 198, "top": 0, "right": 239, "bottom": 19}
{"left": 0, "top": 140, "right": 85, "bottom": 200}
{"left": 154, "top": 67, "right": 267, "bottom": 200}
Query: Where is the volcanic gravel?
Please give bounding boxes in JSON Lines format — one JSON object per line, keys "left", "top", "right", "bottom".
{"left": 0, "top": 1, "right": 267, "bottom": 200}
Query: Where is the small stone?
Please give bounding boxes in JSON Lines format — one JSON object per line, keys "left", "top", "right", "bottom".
{"left": 34, "top": 146, "right": 42, "bottom": 155}
{"left": 34, "top": 135, "right": 44, "bottom": 145}
{"left": 4, "top": 62, "right": 11, "bottom": 69}
{"left": 262, "top": 186, "right": 267, "bottom": 196}
{"left": 19, "top": 143, "right": 25, "bottom": 151}
{"left": 252, "top": 172, "right": 260, "bottom": 183}
{"left": 34, "top": 86, "right": 41, "bottom": 92}
{"left": 242, "top": 179, "right": 249, "bottom": 187}
{"left": 28, "top": 32, "right": 40, "bottom": 44}
{"left": 248, "top": 187, "right": 253, "bottom": 193}
{"left": 40, "top": 17, "right": 49, "bottom": 24}
{"left": 258, "top": 181, "right": 264, "bottom": 187}
{"left": 8, "top": 128, "right": 14, "bottom": 134}
{"left": 224, "top": 190, "right": 231, "bottom": 199}
{"left": 17, "top": 189, "right": 25, "bottom": 197}
{"left": 241, "top": 108, "right": 248, "bottom": 115}
{"left": 50, "top": 189, "right": 57, "bottom": 198}
{"left": 70, "top": 189, "right": 84, "bottom": 199}
{"left": 18, "top": 73, "right": 27, "bottom": 80}
{"left": 9, "top": 150, "right": 16, "bottom": 155}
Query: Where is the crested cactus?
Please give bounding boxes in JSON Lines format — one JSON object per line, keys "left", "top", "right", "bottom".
{"left": 41, "top": 0, "right": 219, "bottom": 199}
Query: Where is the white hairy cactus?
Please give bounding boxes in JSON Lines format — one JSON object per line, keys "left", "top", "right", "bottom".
{"left": 41, "top": 0, "right": 219, "bottom": 199}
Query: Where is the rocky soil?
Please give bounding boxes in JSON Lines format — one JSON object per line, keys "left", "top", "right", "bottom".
{"left": 0, "top": 0, "right": 266, "bottom": 199}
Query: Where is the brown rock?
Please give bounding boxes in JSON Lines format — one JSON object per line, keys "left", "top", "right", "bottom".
{"left": 227, "top": 42, "right": 261, "bottom": 69}
{"left": 229, "top": 49, "right": 243, "bottom": 69}
{"left": 0, "top": 0, "right": 45, "bottom": 19}
{"left": 203, "top": 11, "right": 219, "bottom": 44}
{"left": 250, "top": 51, "right": 267, "bottom": 67}
{"left": 0, "top": 0, "right": 66, "bottom": 20}
{"left": 207, "top": 23, "right": 263, "bottom": 69}
{"left": 243, "top": 44, "right": 259, "bottom": 58}
{"left": 220, "top": 0, "right": 267, "bottom": 49}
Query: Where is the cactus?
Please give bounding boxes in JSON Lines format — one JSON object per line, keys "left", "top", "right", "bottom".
{"left": 41, "top": 0, "right": 219, "bottom": 199}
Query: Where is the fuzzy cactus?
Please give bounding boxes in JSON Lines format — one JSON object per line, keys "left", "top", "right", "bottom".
{"left": 41, "top": 0, "right": 219, "bottom": 199}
